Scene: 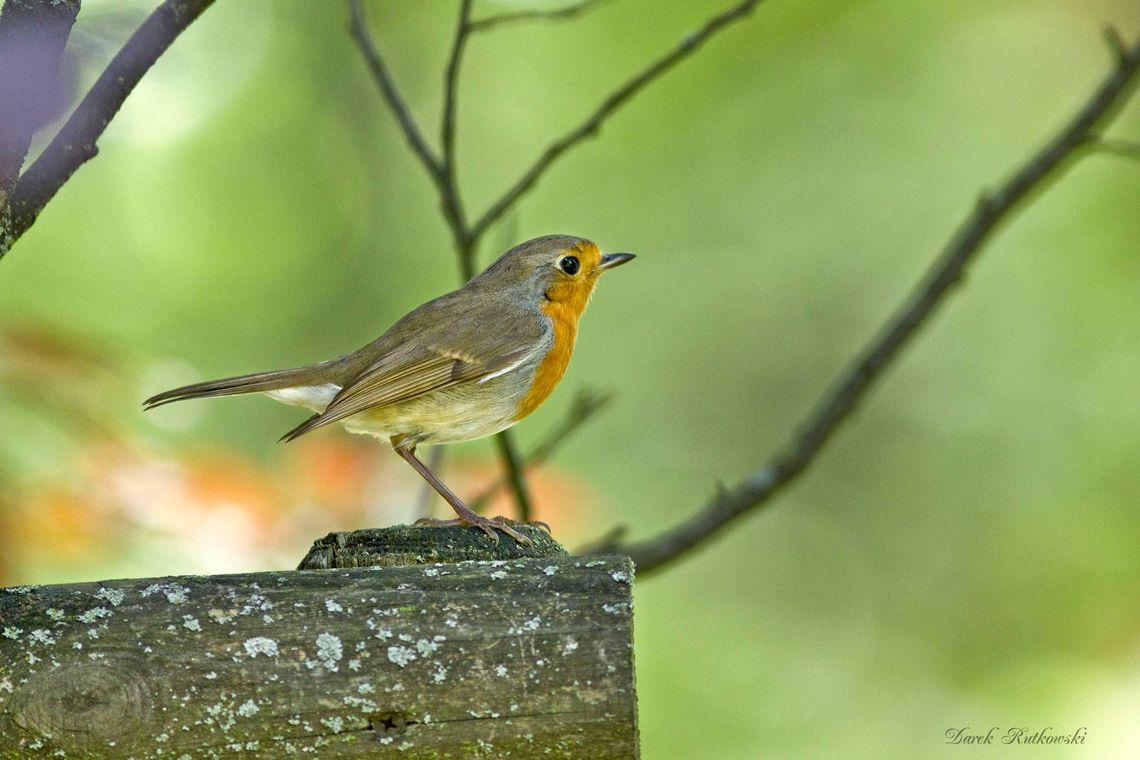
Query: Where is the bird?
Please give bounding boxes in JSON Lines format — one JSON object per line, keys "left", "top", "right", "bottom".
{"left": 144, "top": 235, "right": 635, "bottom": 544}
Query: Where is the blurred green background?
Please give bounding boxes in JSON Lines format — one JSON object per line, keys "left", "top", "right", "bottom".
{"left": 2, "top": 0, "right": 1139, "bottom": 757}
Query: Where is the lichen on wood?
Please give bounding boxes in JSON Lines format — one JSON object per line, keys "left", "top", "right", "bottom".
{"left": 0, "top": 551, "right": 637, "bottom": 758}
{"left": 298, "top": 524, "right": 568, "bottom": 569}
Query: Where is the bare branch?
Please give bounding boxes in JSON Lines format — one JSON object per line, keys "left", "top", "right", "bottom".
{"left": 347, "top": 0, "right": 443, "bottom": 181}
{"left": 347, "top": 1, "right": 765, "bottom": 520}
{"left": 0, "top": 0, "right": 79, "bottom": 217}
{"left": 1087, "top": 136, "right": 1140, "bottom": 159}
{"left": 1104, "top": 25, "right": 1127, "bottom": 63}
{"left": 518, "top": 388, "right": 614, "bottom": 473}
{"left": 440, "top": 0, "right": 475, "bottom": 277}
{"left": 469, "top": 0, "right": 763, "bottom": 241}
{"left": 589, "top": 33, "right": 1140, "bottom": 576}
{"left": 471, "top": 388, "right": 614, "bottom": 511}
{"left": 1, "top": 0, "right": 213, "bottom": 260}
{"left": 441, "top": 0, "right": 472, "bottom": 176}
{"left": 468, "top": 0, "right": 611, "bottom": 33}
{"left": 348, "top": 1, "right": 538, "bottom": 510}
{"left": 494, "top": 431, "right": 534, "bottom": 522}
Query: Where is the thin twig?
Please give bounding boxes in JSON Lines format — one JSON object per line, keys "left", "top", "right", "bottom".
{"left": 469, "top": 0, "right": 763, "bottom": 240}
{"left": 1, "top": 0, "right": 216, "bottom": 260}
{"left": 438, "top": 0, "right": 533, "bottom": 507}
{"left": 586, "top": 33, "right": 1140, "bottom": 576}
{"left": 1087, "top": 136, "right": 1140, "bottom": 159}
{"left": 1104, "top": 25, "right": 1127, "bottom": 63}
{"left": 471, "top": 388, "right": 614, "bottom": 511}
{"left": 348, "top": 0, "right": 478, "bottom": 267}
{"left": 494, "top": 431, "right": 534, "bottom": 522}
{"left": 440, "top": 0, "right": 476, "bottom": 278}
{"left": 347, "top": 0, "right": 443, "bottom": 180}
{"left": 349, "top": 0, "right": 535, "bottom": 510}
{"left": 441, "top": 0, "right": 472, "bottom": 178}
{"left": 349, "top": 1, "right": 764, "bottom": 519}
{"left": 468, "top": 0, "right": 611, "bottom": 33}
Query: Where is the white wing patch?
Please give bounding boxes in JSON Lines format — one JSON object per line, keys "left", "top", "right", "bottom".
{"left": 265, "top": 383, "right": 341, "bottom": 412}
{"left": 477, "top": 356, "right": 528, "bottom": 384}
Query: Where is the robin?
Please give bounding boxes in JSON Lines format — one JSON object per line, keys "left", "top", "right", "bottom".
{"left": 144, "top": 235, "right": 635, "bottom": 544}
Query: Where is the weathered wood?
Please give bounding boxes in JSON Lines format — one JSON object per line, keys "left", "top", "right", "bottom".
{"left": 298, "top": 524, "right": 567, "bottom": 569}
{"left": 0, "top": 544, "right": 637, "bottom": 758}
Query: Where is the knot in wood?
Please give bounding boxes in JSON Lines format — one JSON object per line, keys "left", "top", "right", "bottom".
{"left": 10, "top": 658, "right": 153, "bottom": 750}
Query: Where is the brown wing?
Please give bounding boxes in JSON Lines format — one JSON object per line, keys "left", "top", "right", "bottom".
{"left": 279, "top": 331, "right": 541, "bottom": 442}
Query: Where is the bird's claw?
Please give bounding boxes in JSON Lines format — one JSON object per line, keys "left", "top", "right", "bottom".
{"left": 526, "top": 519, "right": 552, "bottom": 534}
{"left": 414, "top": 514, "right": 535, "bottom": 546}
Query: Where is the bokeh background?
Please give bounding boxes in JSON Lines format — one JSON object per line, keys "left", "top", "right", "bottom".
{"left": 2, "top": 0, "right": 1139, "bottom": 757}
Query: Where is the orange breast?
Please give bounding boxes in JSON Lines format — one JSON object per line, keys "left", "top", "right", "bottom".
{"left": 515, "top": 300, "right": 578, "bottom": 420}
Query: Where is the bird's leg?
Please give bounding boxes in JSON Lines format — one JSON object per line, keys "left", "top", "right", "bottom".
{"left": 415, "top": 447, "right": 445, "bottom": 516}
{"left": 392, "top": 438, "right": 533, "bottom": 546}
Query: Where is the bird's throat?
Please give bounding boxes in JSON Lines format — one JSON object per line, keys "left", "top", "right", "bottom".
{"left": 516, "top": 298, "right": 581, "bottom": 420}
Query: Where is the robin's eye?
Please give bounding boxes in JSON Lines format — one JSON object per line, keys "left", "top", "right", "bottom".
{"left": 559, "top": 256, "right": 580, "bottom": 275}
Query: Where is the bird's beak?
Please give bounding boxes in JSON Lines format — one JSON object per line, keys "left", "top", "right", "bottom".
{"left": 598, "top": 252, "right": 636, "bottom": 270}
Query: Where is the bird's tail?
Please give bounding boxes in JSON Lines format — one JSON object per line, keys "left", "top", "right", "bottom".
{"left": 143, "top": 361, "right": 337, "bottom": 410}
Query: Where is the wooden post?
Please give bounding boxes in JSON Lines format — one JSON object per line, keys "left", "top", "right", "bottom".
{"left": 0, "top": 526, "right": 638, "bottom": 758}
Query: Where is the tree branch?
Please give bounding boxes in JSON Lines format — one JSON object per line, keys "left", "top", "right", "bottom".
{"left": 468, "top": 0, "right": 611, "bottom": 33}
{"left": 440, "top": 0, "right": 475, "bottom": 277}
{"left": 0, "top": 0, "right": 80, "bottom": 224}
{"left": 440, "top": 0, "right": 471, "bottom": 182}
{"left": 348, "top": 0, "right": 765, "bottom": 522}
{"left": 1, "top": 0, "right": 216, "bottom": 260}
{"left": 468, "top": 0, "right": 763, "bottom": 241}
{"left": 349, "top": 1, "right": 537, "bottom": 513}
{"left": 588, "top": 32, "right": 1140, "bottom": 576}
{"left": 347, "top": 0, "right": 443, "bottom": 182}
{"left": 1103, "top": 26, "right": 1128, "bottom": 64}
{"left": 471, "top": 388, "right": 614, "bottom": 511}
{"left": 493, "top": 431, "right": 534, "bottom": 522}
{"left": 1087, "top": 136, "right": 1140, "bottom": 159}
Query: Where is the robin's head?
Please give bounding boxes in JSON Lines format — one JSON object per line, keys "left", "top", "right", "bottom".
{"left": 478, "top": 235, "right": 635, "bottom": 313}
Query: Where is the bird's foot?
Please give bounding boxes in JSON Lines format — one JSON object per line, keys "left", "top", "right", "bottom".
{"left": 414, "top": 514, "right": 535, "bottom": 545}
{"left": 525, "top": 519, "right": 552, "bottom": 534}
